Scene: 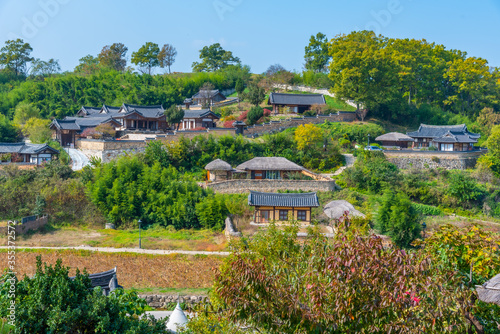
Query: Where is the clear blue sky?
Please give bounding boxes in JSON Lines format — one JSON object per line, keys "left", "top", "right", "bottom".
{"left": 1, "top": 0, "right": 499, "bottom": 74}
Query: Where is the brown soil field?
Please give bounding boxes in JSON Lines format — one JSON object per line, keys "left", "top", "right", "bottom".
{"left": 0, "top": 249, "right": 221, "bottom": 290}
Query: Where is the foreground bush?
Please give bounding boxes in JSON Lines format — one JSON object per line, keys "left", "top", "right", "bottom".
{"left": 208, "top": 223, "right": 489, "bottom": 333}
{"left": 0, "top": 257, "right": 166, "bottom": 334}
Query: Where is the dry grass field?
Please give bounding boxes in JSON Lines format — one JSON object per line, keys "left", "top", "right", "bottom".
{"left": 0, "top": 249, "right": 221, "bottom": 291}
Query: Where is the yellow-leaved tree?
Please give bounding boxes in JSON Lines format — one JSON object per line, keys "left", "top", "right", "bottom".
{"left": 294, "top": 124, "right": 323, "bottom": 151}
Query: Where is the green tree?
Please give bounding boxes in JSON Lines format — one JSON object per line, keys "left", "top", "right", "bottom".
{"left": 158, "top": 44, "right": 177, "bottom": 74}
{"left": 246, "top": 106, "right": 264, "bottom": 125}
{"left": 164, "top": 105, "right": 184, "bottom": 129}
{"left": 0, "top": 39, "right": 33, "bottom": 76}
{"left": 74, "top": 54, "right": 101, "bottom": 76}
{"left": 13, "top": 102, "right": 40, "bottom": 127}
{"left": 30, "top": 58, "right": 60, "bottom": 77}
{"left": 192, "top": 43, "right": 241, "bottom": 72}
{"left": 195, "top": 194, "right": 228, "bottom": 230}
{"left": 22, "top": 118, "right": 51, "bottom": 143}
{"left": 131, "top": 42, "right": 160, "bottom": 75}
{"left": 304, "top": 32, "right": 331, "bottom": 73}
{"left": 448, "top": 171, "right": 485, "bottom": 207}
{"left": 0, "top": 114, "right": 18, "bottom": 142}
{"left": 235, "top": 78, "right": 245, "bottom": 101}
{"left": 0, "top": 256, "right": 166, "bottom": 333}
{"left": 244, "top": 81, "right": 265, "bottom": 106}
{"left": 98, "top": 43, "right": 128, "bottom": 71}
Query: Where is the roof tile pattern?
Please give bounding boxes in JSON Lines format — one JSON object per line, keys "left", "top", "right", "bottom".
{"left": 248, "top": 191, "right": 319, "bottom": 207}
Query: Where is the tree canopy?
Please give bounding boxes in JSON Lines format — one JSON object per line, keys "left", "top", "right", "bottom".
{"left": 158, "top": 44, "right": 177, "bottom": 73}
{"left": 98, "top": 43, "right": 128, "bottom": 72}
{"left": 192, "top": 43, "right": 241, "bottom": 72}
{"left": 131, "top": 42, "right": 160, "bottom": 75}
{"left": 304, "top": 32, "right": 331, "bottom": 73}
{"left": 0, "top": 39, "right": 33, "bottom": 76}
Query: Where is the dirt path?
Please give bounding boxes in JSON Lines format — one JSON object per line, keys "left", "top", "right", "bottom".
{"left": 0, "top": 245, "right": 229, "bottom": 256}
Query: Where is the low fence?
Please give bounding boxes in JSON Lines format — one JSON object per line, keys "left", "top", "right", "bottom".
{"left": 138, "top": 295, "right": 209, "bottom": 309}
{"left": 206, "top": 179, "right": 336, "bottom": 194}
{"left": 1, "top": 215, "right": 48, "bottom": 235}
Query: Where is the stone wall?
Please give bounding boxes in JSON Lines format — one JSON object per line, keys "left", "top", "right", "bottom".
{"left": 138, "top": 295, "right": 208, "bottom": 309}
{"left": 206, "top": 179, "right": 336, "bottom": 194}
{"left": 384, "top": 150, "right": 485, "bottom": 170}
{"left": 243, "top": 113, "right": 357, "bottom": 137}
{"left": 77, "top": 139, "right": 148, "bottom": 163}
{"left": 225, "top": 216, "right": 242, "bottom": 240}
{"left": 0, "top": 215, "right": 48, "bottom": 235}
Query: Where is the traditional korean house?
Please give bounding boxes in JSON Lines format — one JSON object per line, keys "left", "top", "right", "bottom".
{"left": 180, "top": 109, "right": 220, "bottom": 130}
{"left": 70, "top": 267, "right": 122, "bottom": 296}
{"left": 407, "top": 124, "right": 480, "bottom": 151}
{"left": 235, "top": 157, "right": 306, "bottom": 180}
{"left": 375, "top": 132, "right": 414, "bottom": 149}
{"left": 248, "top": 191, "right": 319, "bottom": 224}
{"left": 0, "top": 143, "right": 59, "bottom": 165}
{"left": 267, "top": 92, "right": 326, "bottom": 114}
{"left": 111, "top": 104, "right": 168, "bottom": 131}
{"left": 50, "top": 117, "right": 121, "bottom": 147}
{"left": 192, "top": 89, "right": 226, "bottom": 106}
{"left": 205, "top": 159, "right": 234, "bottom": 181}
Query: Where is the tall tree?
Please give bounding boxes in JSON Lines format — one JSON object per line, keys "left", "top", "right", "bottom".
{"left": 13, "top": 102, "right": 41, "bottom": 127}
{"left": 164, "top": 105, "right": 184, "bottom": 129}
{"left": 158, "top": 44, "right": 177, "bottom": 74}
{"left": 0, "top": 39, "right": 33, "bottom": 76}
{"left": 244, "top": 81, "right": 265, "bottom": 106}
{"left": 192, "top": 43, "right": 241, "bottom": 72}
{"left": 98, "top": 43, "right": 128, "bottom": 71}
{"left": 30, "top": 58, "right": 60, "bottom": 77}
{"left": 304, "top": 32, "right": 331, "bottom": 73}
{"left": 74, "top": 55, "right": 100, "bottom": 76}
{"left": 131, "top": 42, "right": 160, "bottom": 75}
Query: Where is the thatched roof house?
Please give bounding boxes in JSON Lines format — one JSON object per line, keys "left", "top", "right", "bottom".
{"left": 205, "top": 159, "right": 233, "bottom": 171}
{"left": 323, "top": 200, "right": 365, "bottom": 220}
{"left": 476, "top": 273, "right": 500, "bottom": 305}
{"left": 375, "top": 132, "right": 414, "bottom": 149}
{"left": 205, "top": 159, "right": 234, "bottom": 181}
{"left": 236, "top": 157, "right": 305, "bottom": 180}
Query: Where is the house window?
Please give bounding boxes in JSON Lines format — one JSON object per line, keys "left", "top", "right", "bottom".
{"left": 297, "top": 210, "right": 307, "bottom": 221}
{"left": 441, "top": 144, "right": 453, "bottom": 151}
{"left": 260, "top": 210, "right": 270, "bottom": 223}
{"left": 265, "top": 170, "right": 281, "bottom": 179}
{"left": 279, "top": 210, "right": 289, "bottom": 221}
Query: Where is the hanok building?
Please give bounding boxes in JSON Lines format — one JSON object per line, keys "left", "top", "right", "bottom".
{"left": 0, "top": 143, "right": 59, "bottom": 165}
{"left": 267, "top": 92, "right": 326, "bottom": 114}
{"left": 205, "top": 159, "right": 234, "bottom": 181}
{"left": 191, "top": 89, "right": 226, "bottom": 107}
{"left": 50, "top": 117, "right": 121, "bottom": 147}
{"left": 51, "top": 103, "right": 169, "bottom": 146}
{"left": 235, "top": 157, "right": 307, "bottom": 180}
{"left": 180, "top": 109, "right": 220, "bottom": 130}
{"left": 375, "top": 132, "right": 414, "bottom": 149}
{"left": 248, "top": 191, "right": 319, "bottom": 224}
{"left": 407, "top": 124, "right": 480, "bottom": 151}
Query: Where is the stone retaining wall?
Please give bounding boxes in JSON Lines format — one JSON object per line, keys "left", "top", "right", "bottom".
{"left": 384, "top": 150, "right": 485, "bottom": 170}
{"left": 138, "top": 295, "right": 208, "bottom": 309}
{"left": 0, "top": 215, "right": 48, "bottom": 235}
{"left": 244, "top": 113, "right": 357, "bottom": 137}
{"left": 206, "top": 179, "right": 336, "bottom": 194}
{"left": 77, "top": 139, "right": 148, "bottom": 163}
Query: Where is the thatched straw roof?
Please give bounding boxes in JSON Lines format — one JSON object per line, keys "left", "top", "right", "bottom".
{"left": 375, "top": 132, "right": 414, "bottom": 142}
{"left": 205, "top": 159, "right": 233, "bottom": 171}
{"left": 236, "top": 157, "right": 304, "bottom": 171}
{"left": 476, "top": 273, "right": 500, "bottom": 305}
{"left": 323, "top": 200, "right": 365, "bottom": 220}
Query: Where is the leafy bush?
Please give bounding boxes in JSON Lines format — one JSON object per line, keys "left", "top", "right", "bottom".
{"left": 412, "top": 203, "right": 442, "bottom": 216}
{"left": 0, "top": 257, "right": 166, "bottom": 333}
{"left": 195, "top": 194, "right": 228, "bottom": 230}
{"left": 448, "top": 171, "right": 485, "bottom": 207}
{"left": 246, "top": 106, "right": 264, "bottom": 125}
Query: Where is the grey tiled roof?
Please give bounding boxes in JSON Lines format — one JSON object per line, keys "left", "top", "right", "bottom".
{"left": 268, "top": 93, "right": 326, "bottom": 106}
{"left": 192, "top": 89, "right": 225, "bottom": 99}
{"left": 0, "top": 142, "right": 59, "bottom": 154}
{"left": 64, "top": 117, "right": 120, "bottom": 128}
{"left": 236, "top": 157, "right": 304, "bottom": 171}
{"left": 375, "top": 132, "right": 414, "bottom": 142}
{"left": 118, "top": 104, "right": 165, "bottom": 119}
{"left": 183, "top": 109, "right": 220, "bottom": 119}
{"left": 51, "top": 119, "right": 81, "bottom": 130}
{"left": 407, "top": 124, "right": 479, "bottom": 138}
{"left": 434, "top": 132, "right": 478, "bottom": 143}
{"left": 248, "top": 191, "right": 319, "bottom": 207}
{"left": 79, "top": 106, "right": 102, "bottom": 116}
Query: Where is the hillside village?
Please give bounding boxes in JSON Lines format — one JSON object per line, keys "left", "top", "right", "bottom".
{"left": 1, "top": 14, "right": 500, "bottom": 334}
